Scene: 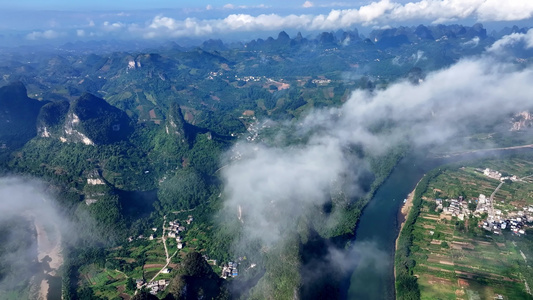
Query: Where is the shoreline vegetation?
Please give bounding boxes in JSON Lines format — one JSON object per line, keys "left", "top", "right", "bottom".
{"left": 394, "top": 177, "right": 422, "bottom": 280}
{"left": 394, "top": 166, "right": 445, "bottom": 300}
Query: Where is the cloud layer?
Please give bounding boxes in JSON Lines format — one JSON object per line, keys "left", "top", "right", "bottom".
{"left": 15, "top": 0, "right": 533, "bottom": 41}
{"left": 135, "top": 0, "right": 533, "bottom": 38}
{"left": 220, "top": 29, "right": 533, "bottom": 268}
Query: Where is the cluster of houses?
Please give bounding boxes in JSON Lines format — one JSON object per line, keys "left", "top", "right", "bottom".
{"left": 436, "top": 196, "right": 469, "bottom": 221}
{"left": 311, "top": 78, "right": 331, "bottom": 85}
{"left": 221, "top": 261, "right": 239, "bottom": 279}
{"left": 167, "top": 218, "right": 192, "bottom": 250}
{"left": 482, "top": 218, "right": 528, "bottom": 235}
{"left": 206, "top": 71, "right": 223, "bottom": 80}
{"left": 238, "top": 75, "right": 262, "bottom": 82}
{"left": 481, "top": 168, "right": 521, "bottom": 182}
{"left": 433, "top": 195, "right": 532, "bottom": 237}
{"left": 479, "top": 201, "right": 533, "bottom": 236}
{"left": 138, "top": 279, "right": 170, "bottom": 295}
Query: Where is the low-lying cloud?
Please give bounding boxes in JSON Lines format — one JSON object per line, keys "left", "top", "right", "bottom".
{"left": 0, "top": 176, "right": 103, "bottom": 296}
{"left": 219, "top": 29, "right": 533, "bottom": 282}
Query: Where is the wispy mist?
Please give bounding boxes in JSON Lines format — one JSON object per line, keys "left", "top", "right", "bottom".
{"left": 0, "top": 176, "right": 103, "bottom": 297}
{"left": 219, "top": 29, "right": 533, "bottom": 292}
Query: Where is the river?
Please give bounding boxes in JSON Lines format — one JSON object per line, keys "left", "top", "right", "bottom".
{"left": 344, "top": 148, "right": 533, "bottom": 299}
{"left": 345, "top": 154, "right": 432, "bottom": 299}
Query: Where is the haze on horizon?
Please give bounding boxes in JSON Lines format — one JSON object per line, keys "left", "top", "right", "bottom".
{"left": 1, "top": 0, "right": 533, "bottom": 46}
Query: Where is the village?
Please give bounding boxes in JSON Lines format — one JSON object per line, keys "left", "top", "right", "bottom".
{"left": 126, "top": 213, "right": 244, "bottom": 296}
{"left": 432, "top": 167, "right": 533, "bottom": 236}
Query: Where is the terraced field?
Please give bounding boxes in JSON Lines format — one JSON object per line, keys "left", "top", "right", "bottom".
{"left": 411, "top": 207, "right": 531, "bottom": 299}
{"left": 406, "top": 158, "right": 533, "bottom": 300}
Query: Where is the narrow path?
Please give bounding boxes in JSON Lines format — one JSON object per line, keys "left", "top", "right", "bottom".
{"left": 148, "top": 249, "right": 180, "bottom": 284}
{"left": 433, "top": 143, "right": 533, "bottom": 158}
{"left": 172, "top": 208, "right": 196, "bottom": 214}
{"left": 161, "top": 216, "right": 169, "bottom": 262}
{"left": 488, "top": 181, "right": 504, "bottom": 216}
{"left": 147, "top": 215, "right": 173, "bottom": 284}
{"left": 521, "top": 174, "right": 533, "bottom": 180}
{"left": 114, "top": 269, "right": 129, "bottom": 278}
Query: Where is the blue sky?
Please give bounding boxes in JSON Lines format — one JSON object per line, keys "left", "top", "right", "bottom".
{"left": 4, "top": 0, "right": 311, "bottom": 10}
{"left": 1, "top": 0, "right": 532, "bottom": 44}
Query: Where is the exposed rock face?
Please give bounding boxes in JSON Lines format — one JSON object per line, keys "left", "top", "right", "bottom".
{"left": 510, "top": 111, "right": 533, "bottom": 131}
{"left": 63, "top": 113, "right": 95, "bottom": 145}
{"left": 166, "top": 104, "right": 188, "bottom": 143}
{"left": 38, "top": 93, "right": 133, "bottom": 145}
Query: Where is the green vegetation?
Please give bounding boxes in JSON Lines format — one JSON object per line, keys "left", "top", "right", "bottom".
{"left": 396, "top": 155, "right": 533, "bottom": 300}
{"left": 0, "top": 23, "right": 528, "bottom": 299}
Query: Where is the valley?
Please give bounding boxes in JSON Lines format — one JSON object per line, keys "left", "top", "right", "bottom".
{"left": 0, "top": 21, "right": 533, "bottom": 300}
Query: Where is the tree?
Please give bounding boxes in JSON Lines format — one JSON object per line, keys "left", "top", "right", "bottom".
{"left": 158, "top": 168, "right": 208, "bottom": 210}
{"left": 427, "top": 201, "right": 437, "bottom": 212}
{"left": 126, "top": 277, "right": 136, "bottom": 292}
{"left": 166, "top": 252, "right": 223, "bottom": 300}
{"left": 132, "top": 291, "right": 158, "bottom": 300}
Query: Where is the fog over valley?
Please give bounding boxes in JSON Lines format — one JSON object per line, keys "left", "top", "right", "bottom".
{"left": 1, "top": 1, "right": 533, "bottom": 299}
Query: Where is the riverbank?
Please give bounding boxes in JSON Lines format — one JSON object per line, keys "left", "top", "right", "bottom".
{"left": 394, "top": 176, "right": 423, "bottom": 281}
{"left": 34, "top": 218, "right": 63, "bottom": 300}
{"left": 395, "top": 178, "right": 421, "bottom": 249}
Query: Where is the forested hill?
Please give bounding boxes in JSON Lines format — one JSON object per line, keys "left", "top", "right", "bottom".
{"left": 1, "top": 23, "right": 523, "bottom": 135}
{"left": 0, "top": 23, "right": 532, "bottom": 300}
{"left": 0, "top": 82, "right": 46, "bottom": 150}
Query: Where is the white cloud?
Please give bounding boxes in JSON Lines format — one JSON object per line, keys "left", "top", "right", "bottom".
{"left": 130, "top": 0, "right": 533, "bottom": 39}
{"left": 102, "top": 21, "right": 124, "bottom": 31}
{"left": 26, "top": 29, "right": 63, "bottom": 40}
{"left": 50, "top": 0, "right": 532, "bottom": 40}
{"left": 220, "top": 33, "right": 533, "bottom": 251}
{"left": 76, "top": 29, "right": 85, "bottom": 37}
{"left": 303, "top": 1, "right": 314, "bottom": 8}
{"left": 463, "top": 36, "right": 480, "bottom": 48}
{"left": 488, "top": 28, "right": 533, "bottom": 54}
{"left": 477, "top": 0, "right": 533, "bottom": 21}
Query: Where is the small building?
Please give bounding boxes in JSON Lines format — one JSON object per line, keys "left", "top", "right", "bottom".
{"left": 162, "top": 268, "right": 171, "bottom": 274}
{"left": 136, "top": 279, "right": 144, "bottom": 289}
{"left": 159, "top": 279, "right": 166, "bottom": 286}
{"left": 178, "top": 242, "right": 183, "bottom": 249}
{"left": 149, "top": 234, "right": 155, "bottom": 240}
